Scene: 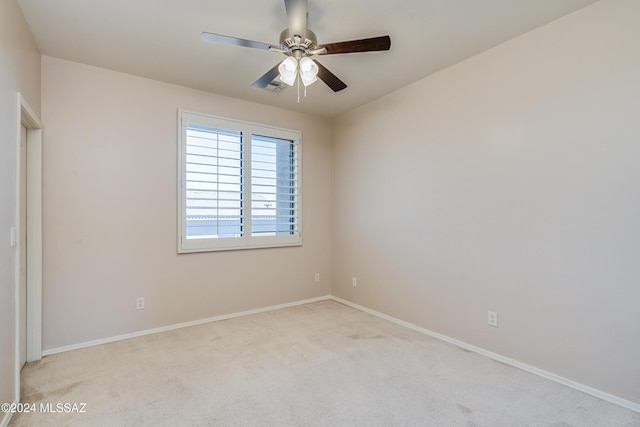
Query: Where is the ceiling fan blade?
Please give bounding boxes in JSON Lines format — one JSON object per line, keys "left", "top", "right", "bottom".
{"left": 313, "top": 60, "right": 347, "bottom": 92}
{"left": 251, "top": 63, "right": 282, "bottom": 89}
{"left": 284, "top": 0, "right": 307, "bottom": 39}
{"left": 317, "top": 35, "right": 391, "bottom": 55}
{"left": 201, "top": 32, "right": 278, "bottom": 51}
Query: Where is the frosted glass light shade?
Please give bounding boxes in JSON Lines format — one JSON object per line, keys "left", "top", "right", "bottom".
{"left": 278, "top": 57, "right": 298, "bottom": 86}
{"left": 299, "top": 57, "right": 318, "bottom": 86}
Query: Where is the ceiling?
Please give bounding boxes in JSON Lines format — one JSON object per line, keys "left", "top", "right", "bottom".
{"left": 18, "top": 0, "right": 598, "bottom": 118}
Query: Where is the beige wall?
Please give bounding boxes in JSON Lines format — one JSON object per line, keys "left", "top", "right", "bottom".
{"left": 0, "top": 0, "right": 41, "bottom": 412}
{"left": 331, "top": 0, "right": 640, "bottom": 404}
{"left": 41, "top": 56, "right": 331, "bottom": 350}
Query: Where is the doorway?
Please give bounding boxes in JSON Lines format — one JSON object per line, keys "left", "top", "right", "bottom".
{"left": 15, "top": 93, "right": 43, "bottom": 402}
{"left": 19, "top": 123, "right": 27, "bottom": 368}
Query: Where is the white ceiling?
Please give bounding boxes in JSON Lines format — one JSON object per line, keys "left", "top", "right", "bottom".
{"left": 18, "top": 0, "right": 598, "bottom": 118}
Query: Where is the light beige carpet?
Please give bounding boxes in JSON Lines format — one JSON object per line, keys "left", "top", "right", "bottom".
{"left": 10, "top": 300, "right": 640, "bottom": 426}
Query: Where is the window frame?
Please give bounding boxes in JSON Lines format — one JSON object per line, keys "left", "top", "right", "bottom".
{"left": 178, "top": 110, "right": 302, "bottom": 253}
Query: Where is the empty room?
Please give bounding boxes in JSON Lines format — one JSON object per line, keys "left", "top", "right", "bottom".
{"left": 1, "top": 0, "right": 639, "bottom": 425}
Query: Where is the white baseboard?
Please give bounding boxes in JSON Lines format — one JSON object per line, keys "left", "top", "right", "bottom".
{"left": 39, "top": 293, "right": 639, "bottom": 414}
{"left": 43, "top": 295, "right": 332, "bottom": 356}
{"left": 1, "top": 402, "right": 15, "bottom": 427}
{"left": 330, "top": 296, "right": 640, "bottom": 414}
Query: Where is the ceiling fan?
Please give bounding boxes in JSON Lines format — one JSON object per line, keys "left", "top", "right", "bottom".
{"left": 201, "top": 0, "right": 391, "bottom": 93}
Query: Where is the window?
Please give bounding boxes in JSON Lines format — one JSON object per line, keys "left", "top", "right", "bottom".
{"left": 178, "top": 111, "right": 301, "bottom": 252}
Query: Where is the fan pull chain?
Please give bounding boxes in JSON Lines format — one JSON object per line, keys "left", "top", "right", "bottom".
{"left": 297, "top": 75, "right": 300, "bottom": 103}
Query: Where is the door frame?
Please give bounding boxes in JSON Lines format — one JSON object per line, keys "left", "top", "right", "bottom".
{"left": 14, "top": 93, "right": 43, "bottom": 401}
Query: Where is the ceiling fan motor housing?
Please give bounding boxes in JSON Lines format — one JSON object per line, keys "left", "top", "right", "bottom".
{"left": 280, "top": 29, "right": 317, "bottom": 56}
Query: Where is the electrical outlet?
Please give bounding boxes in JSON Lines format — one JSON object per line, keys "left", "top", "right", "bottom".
{"left": 314, "top": 273, "right": 320, "bottom": 282}
{"left": 488, "top": 311, "right": 498, "bottom": 327}
{"left": 136, "top": 297, "right": 145, "bottom": 310}
{"left": 352, "top": 277, "right": 357, "bottom": 287}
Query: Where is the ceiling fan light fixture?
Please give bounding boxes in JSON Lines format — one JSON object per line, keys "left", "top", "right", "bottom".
{"left": 299, "top": 57, "right": 318, "bottom": 87}
{"left": 203, "top": 0, "right": 391, "bottom": 95}
{"left": 278, "top": 57, "right": 298, "bottom": 86}
{"left": 300, "top": 73, "right": 317, "bottom": 87}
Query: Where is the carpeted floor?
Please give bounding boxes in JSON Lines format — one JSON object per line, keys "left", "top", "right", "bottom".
{"left": 9, "top": 300, "right": 640, "bottom": 426}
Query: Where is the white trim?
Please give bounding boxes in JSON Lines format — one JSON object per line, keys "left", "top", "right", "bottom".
{"left": 37, "top": 292, "right": 640, "bottom": 414}
{"left": 1, "top": 402, "right": 16, "bottom": 427}
{"left": 43, "top": 296, "right": 332, "bottom": 356}
{"left": 14, "top": 93, "right": 43, "bottom": 406}
{"left": 330, "top": 296, "right": 640, "bottom": 414}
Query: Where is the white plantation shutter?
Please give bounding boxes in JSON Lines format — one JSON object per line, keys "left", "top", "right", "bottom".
{"left": 251, "top": 135, "right": 298, "bottom": 237}
{"left": 185, "top": 126, "right": 243, "bottom": 239}
{"left": 178, "top": 111, "right": 301, "bottom": 252}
